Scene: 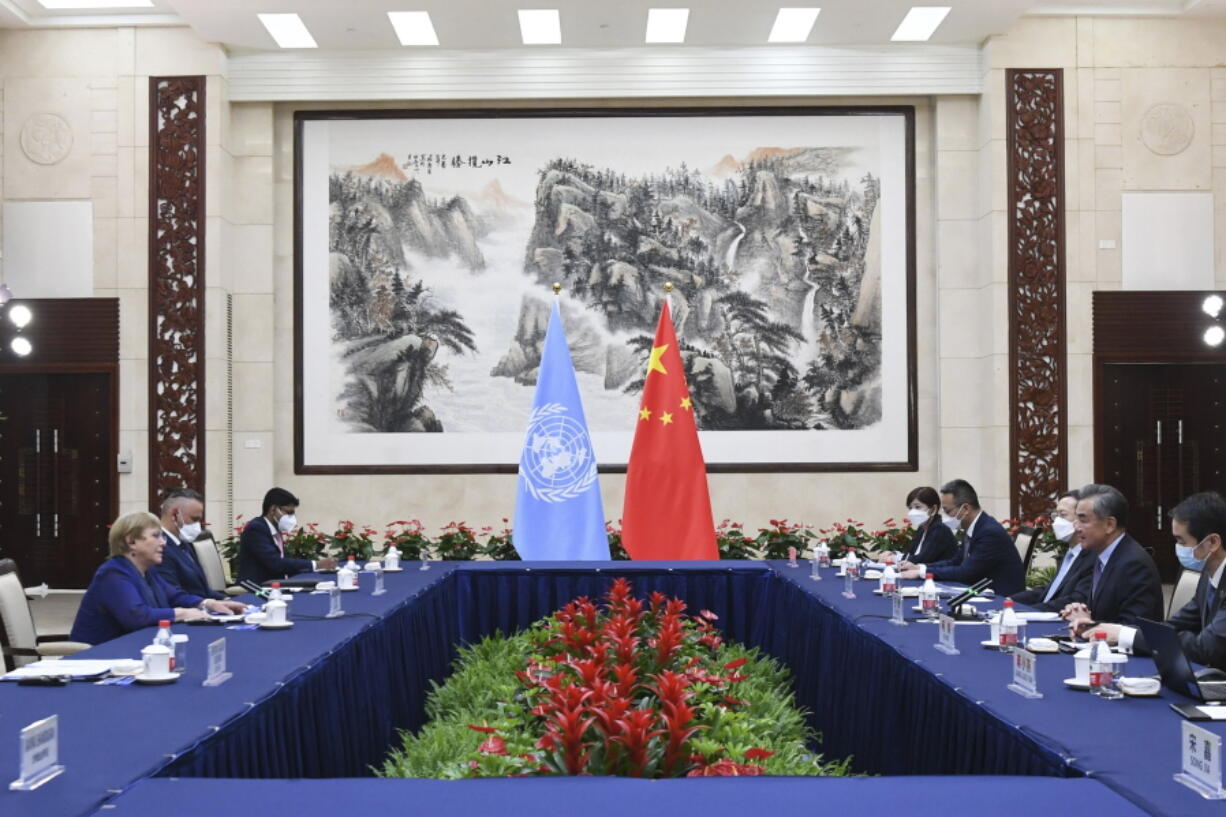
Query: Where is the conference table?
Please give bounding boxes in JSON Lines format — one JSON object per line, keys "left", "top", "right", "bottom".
{"left": 0, "top": 561, "right": 1216, "bottom": 817}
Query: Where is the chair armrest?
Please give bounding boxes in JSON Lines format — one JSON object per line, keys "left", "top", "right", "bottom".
{"left": 35, "top": 641, "right": 90, "bottom": 657}
{"left": 1, "top": 646, "right": 41, "bottom": 658}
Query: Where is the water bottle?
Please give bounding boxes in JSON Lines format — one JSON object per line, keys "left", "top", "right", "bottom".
{"left": 997, "top": 599, "right": 1019, "bottom": 652}
{"left": 844, "top": 550, "right": 860, "bottom": 580}
{"left": 268, "top": 581, "right": 283, "bottom": 602}
{"left": 816, "top": 542, "right": 831, "bottom": 569}
{"left": 920, "top": 573, "right": 939, "bottom": 619}
{"left": 153, "top": 620, "right": 176, "bottom": 672}
{"left": 1089, "top": 631, "right": 1123, "bottom": 698}
{"left": 384, "top": 545, "right": 401, "bottom": 570}
{"left": 879, "top": 561, "right": 897, "bottom": 595}
{"left": 345, "top": 555, "right": 360, "bottom": 588}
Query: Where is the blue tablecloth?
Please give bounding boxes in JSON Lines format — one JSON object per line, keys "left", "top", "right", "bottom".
{"left": 94, "top": 776, "right": 1152, "bottom": 817}
{"left": 0, "top": 561, "right": 1221, "bottom": 817}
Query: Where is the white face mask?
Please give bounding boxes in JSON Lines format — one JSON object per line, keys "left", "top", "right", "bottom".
{"left": 179, "top": 521, "right": 202, "bottom": 543}
{"left": 905, "top": 508, "right": 929, "bottom": 528}
{"left": 941, "top": 512, "right": 960, "bottom": 532}
{"left": 1051, "top": 516, "right": 1076, "bottom": 543}
{"left": 277, "top": 514, "right": 297, "bottom": 534}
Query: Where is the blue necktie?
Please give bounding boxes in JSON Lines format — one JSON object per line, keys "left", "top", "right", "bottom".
{"left": 1205, "top": 584, "right": 1218, "bottom": 628}
{"left": 1091, "top": 558, "right": 1104, "bottom": 599}
{"left": 1043, "top": 549, "right": 1076, "bottom": 604}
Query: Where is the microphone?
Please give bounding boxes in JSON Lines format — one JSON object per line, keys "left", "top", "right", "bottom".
{"left": 240, "top": 580, "right": 270, "bottom": 599}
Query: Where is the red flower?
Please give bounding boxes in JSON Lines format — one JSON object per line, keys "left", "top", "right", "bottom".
{"left": 479, "top": 736, "right": 508, "bottom": 755}
{"left": 744, "top": 748, "right": 775, "bottom": 761}
{"left": 723, "top": 657, "right": 748, "bottom": 670}
{"left": 467, "top": 724, "right": 498, "bottom": 734}
{"left": 698, "top": 609, "right": 719, "bottom": 621}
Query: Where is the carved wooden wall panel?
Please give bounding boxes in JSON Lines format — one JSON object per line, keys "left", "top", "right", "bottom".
{"left": 148, "top": 76, "right": 206, "bottom": 510}
{"left": 1007, "top": 69, "right": 1067, "bottom": 522}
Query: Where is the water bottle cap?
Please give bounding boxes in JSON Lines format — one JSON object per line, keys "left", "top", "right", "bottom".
{"left": 158, "top": 619, "right": 170, "bottom": 627}
{"left": 925, "top": 573, "right": 933, "bottom": 579}
{"left": 1003, "top": 599, "right": 1013, "bottom": 607}
{"left": 272, "top": 582, "right": 281, "bottom": 588}
{"left": 1095, "top": 631, "right": 1107, "bottom": 639}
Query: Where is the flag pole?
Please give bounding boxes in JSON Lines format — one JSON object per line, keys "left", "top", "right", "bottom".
{"left": 552, "top": 282, "right": 561, "bottom": 296}
{"left": 663, "top": 281, "right": 673, "bottom": 315}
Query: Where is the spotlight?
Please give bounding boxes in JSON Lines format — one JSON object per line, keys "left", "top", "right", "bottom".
{"left": 1204, "top": 295, "right": 1224, "bottom": 319}
{"left": 8, "top": 304, "right": 31, "bottom": 329}
{"left": 1205, "top": 326, "right": 1225, "bottom": 347}
{"left": 10, "top": 337, "right": 31, "bottom": 357}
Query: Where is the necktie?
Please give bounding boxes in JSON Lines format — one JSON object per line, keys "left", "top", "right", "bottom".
{"left": 1091, "top": 558, "right": 1104, "bottom": 599}
{"left": 275, "top": 531, "right": 285, "bottom": 557}
{"left": 1205, "top": 584, "right": 1218, "bottom": 628}
{"left": 1043, "top": 549, "right": 1076, "bottom": 604}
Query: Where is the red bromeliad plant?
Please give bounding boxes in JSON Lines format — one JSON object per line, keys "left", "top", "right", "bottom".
{"left": 463, "top": 578, "right": 776, "bottom": 779}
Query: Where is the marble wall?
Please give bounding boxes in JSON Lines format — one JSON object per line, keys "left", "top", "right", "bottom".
{"left": 2, "top": 15, "right": 1225, "bottom": 552}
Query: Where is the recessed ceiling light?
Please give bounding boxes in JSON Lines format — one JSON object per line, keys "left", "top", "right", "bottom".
{"left": 36, "top": 0, "right": 152, "bottom": 7}
{"left": 518, "top": 9, "right": 561, "bottom": 45}
{"left": 388, "top": 11, "right": 439, "bottom": 46}
{"left": 768, "top": 8, "right": 820, "bottom": 43}
{"left": 1205, "top": 326, "right": 1225, "bottom": 347}
{"left": 646, "top": 8, "right": 689, "bottom": 43}
{"left": 1203, "top": 295, "right": 1223, "bottom": 319}
{"left": 890, "top": 6, "right": 951, "bottom": 42}
{"left": 258, "top": 13, "right": 318, "bottom": 49}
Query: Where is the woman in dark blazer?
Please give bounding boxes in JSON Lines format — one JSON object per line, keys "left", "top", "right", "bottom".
{"left": 70, "top": 512, "right": 245, "bottom": 645}
{"left": 899, "top": 486, "right": 958, "bottom": 566}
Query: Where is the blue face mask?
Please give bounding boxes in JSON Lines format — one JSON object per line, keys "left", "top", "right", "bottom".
{"left": 1176, "top": 537, "right": 1211, "bottom": 571}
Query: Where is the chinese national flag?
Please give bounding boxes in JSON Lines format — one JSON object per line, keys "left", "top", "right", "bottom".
{"left": 621, "top": 301, "right": 718, "bottom": 560}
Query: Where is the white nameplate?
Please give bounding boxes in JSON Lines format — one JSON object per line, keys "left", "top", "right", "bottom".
{"left": 203, "top": 637, "right": 232, "bottom": 687}
{"left": 10, "top": 715, "right": 64, "bottom": 791}
{"left": 935, "top": 613, "right": 959, "bottom": 655}
{"left": 1007, "top": 647, "right": 1042, "bottom": 699}
{"left": 889, "top": 592, "right": 907, "bottom": 626}
{"left": 1176, "top": 720, "right": 1226, "bottom": 799}
{"left": 326, "top": 585, "right": 344, "bottom": 618}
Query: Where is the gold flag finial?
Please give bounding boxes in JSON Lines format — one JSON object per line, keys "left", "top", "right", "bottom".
{"left": 552, "top": 282, "right": 561, "bottom": 294}
{"left": 664, "top": 282, "right": 674, "bottom": 293}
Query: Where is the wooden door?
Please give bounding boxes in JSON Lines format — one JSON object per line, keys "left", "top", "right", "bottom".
{"left": 0, "top": 373, "right": 114, "bottom": 587}
{"left": 1100, "top": 363, "right": 1226, "bottom": 582}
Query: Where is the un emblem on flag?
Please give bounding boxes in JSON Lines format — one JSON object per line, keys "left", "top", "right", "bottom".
{"left": 520, "top": 403, "right": 599, "bottom": 503}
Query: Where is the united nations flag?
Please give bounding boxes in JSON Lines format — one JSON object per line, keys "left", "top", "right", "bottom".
{"left": 512, "top": 300, "right": 609, "bottom": 560}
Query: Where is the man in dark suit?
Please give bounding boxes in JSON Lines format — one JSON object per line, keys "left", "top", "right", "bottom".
{"left": 1062, "top": 483, "right": 1163, "bottom": 629}
{"left": 237, "top": 487, "right": 337, "bottom": 585}
{"left": 151, "top": 488, "right": 225, "bottom": 600}
{"left": 1086, "top": 491, "right": 1226, "bottom": 670}
{"left": 899, "top": 478, "right": 1025, "bottom": 596}
{"left": 1011, "top": 489, "right": 1095, "bottom": 611}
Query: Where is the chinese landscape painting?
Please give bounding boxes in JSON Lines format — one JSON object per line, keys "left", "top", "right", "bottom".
{"left": 295, "top": 108, "right": 915, "bottom": 472}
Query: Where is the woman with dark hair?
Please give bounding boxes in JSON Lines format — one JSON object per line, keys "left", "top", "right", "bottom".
{"left": 898, "top": 486, "right": 958, "bottom": 565}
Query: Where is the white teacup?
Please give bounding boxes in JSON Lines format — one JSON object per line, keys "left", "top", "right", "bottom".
{"left": 141, "top": 644, "right": 172, "bottom": 677}
{"left": 1074, "top": 646, "right": 1093, "bottom": 683}
{"left": 264, "top": 598, "right": 288, "bottom": 625}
